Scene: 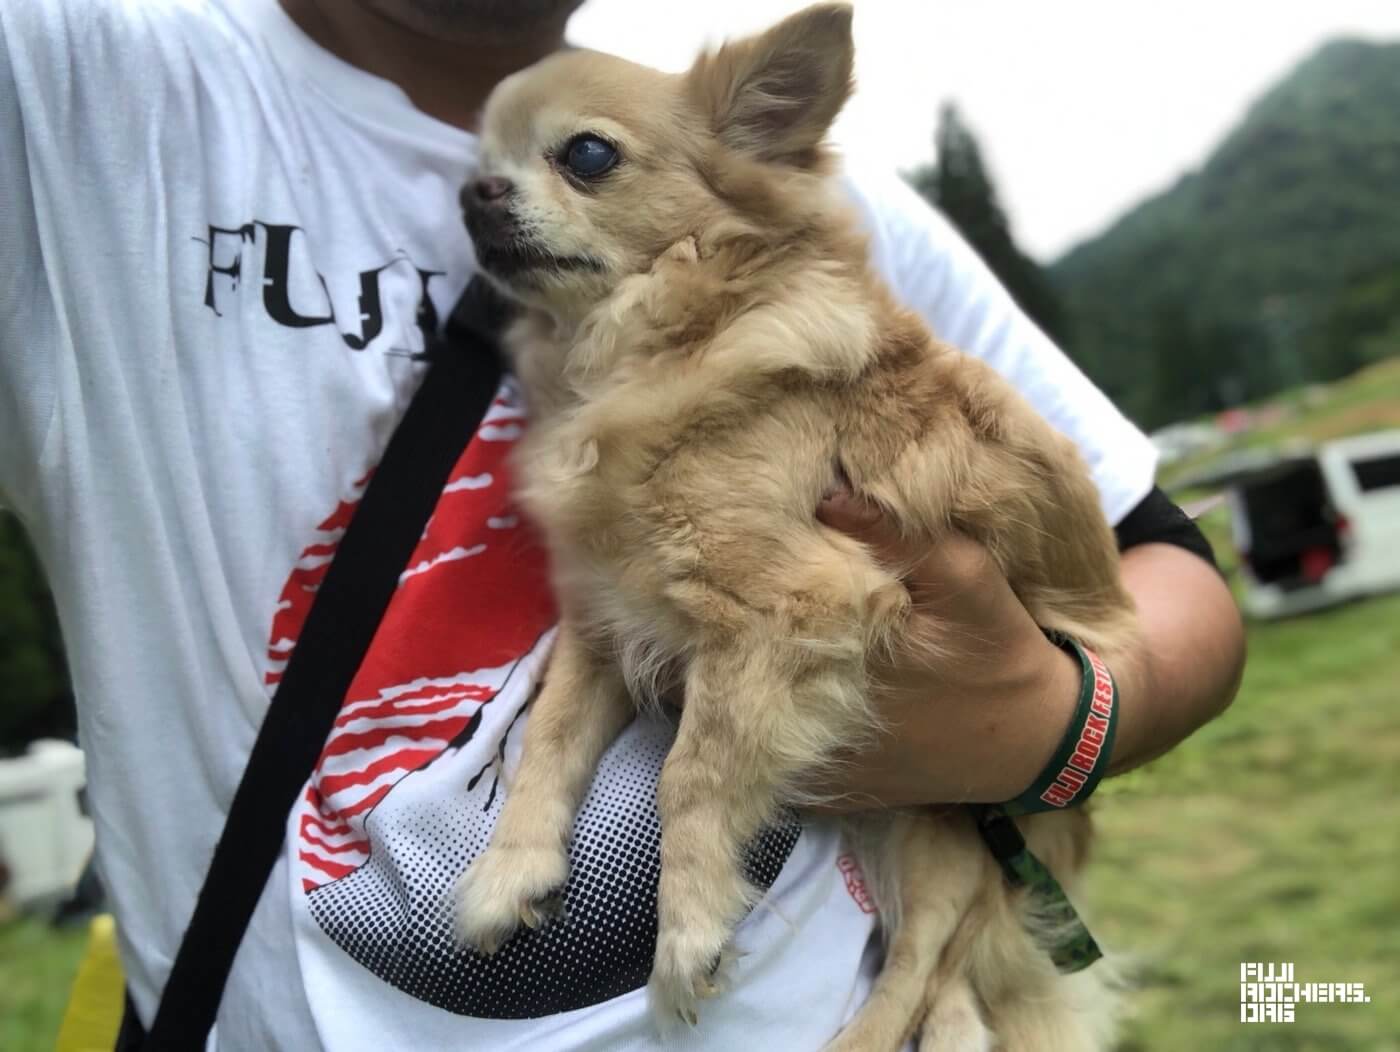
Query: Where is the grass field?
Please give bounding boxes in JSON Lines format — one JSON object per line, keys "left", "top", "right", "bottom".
{"left": 1090, "top": 590, "right": 1400, "bottom": 1051}
{"left": 0, "top": 915, "right": 89, "bottom": 1051}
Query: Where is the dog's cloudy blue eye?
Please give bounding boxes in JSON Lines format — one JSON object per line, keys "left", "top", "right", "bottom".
{"left": 564, "top": 136, "right": 618, "bottom": 178}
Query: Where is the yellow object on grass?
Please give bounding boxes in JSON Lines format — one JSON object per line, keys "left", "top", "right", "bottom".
{"left": 54, "top": 914, "right": 125, "bottom": 1052}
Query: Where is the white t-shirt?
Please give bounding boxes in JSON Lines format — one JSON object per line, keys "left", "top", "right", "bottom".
{"left": 0, "top": 1, "right": 1157, "bottom": 1048}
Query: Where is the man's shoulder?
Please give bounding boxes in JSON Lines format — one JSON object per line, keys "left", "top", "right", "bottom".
{"left": 834, "top": 160, "right": 972, "bottom": 320}
{"left": 1, "top": 0, "right": 253, "bottom": 100}
{"left": 836, "top": 160, "right": 970, "bottom": 295}
{"left": 1, "top": 0, "right": 281, "bottom": 189}
{"left": 839, "top": 162, "right": 957, "bottom": 246}
{"left": 2, "top": 0, "right": 238, "bottom": 41}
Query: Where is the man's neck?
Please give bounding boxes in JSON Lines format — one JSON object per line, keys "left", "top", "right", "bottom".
{"left": 279, "top": 0, "right": 567, "bottom": 132}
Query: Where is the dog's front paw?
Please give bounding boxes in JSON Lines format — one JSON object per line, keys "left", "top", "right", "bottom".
{"left": 453, "top": 843, "right": 569, "bottom": 955}
{"left": 648, "top": 926, "right": 739, "bottom": 1027}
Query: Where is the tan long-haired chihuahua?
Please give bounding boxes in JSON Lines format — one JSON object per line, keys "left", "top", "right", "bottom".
{"left": 452, "top": 6, "right": 1137, "bottom": 1049}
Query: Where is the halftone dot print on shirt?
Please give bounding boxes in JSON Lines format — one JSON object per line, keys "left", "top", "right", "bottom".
{"left": 266, "top": 375, "right": 803, "bottom": 1018}
{"left": 307, "top": 713, "right": 802, "bottom": 1018}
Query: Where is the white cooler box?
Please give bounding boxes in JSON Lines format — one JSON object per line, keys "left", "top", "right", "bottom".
{"left": 0, "top": 739, "right": 94, "bottom": 907}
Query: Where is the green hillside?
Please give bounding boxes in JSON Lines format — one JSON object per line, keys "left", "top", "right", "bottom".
{"left": 1053, "top": 39, "right": 1400, "bottom": 428}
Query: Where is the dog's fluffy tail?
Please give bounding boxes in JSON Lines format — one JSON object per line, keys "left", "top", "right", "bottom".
{"left": 825, "top": 911, "right": 988, "bottom": 1052}
{"left": 960, "top": 880, "right": 1123, "bottom": 1052}
{"left": 917, "top": 972, "right": 993, "bottom": 1052}
{"left": 824, "top": 813, "right": 989, "bottom": 1052}
{"left": 824, "top": 810, "right": 1120, "bottom": 1052}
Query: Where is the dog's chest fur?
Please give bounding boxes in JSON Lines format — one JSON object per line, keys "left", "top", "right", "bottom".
{"left": 503, "top": 246, "right": 897, "bottom": 677}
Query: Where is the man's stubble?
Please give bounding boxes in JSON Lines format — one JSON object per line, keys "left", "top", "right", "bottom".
{"left": 360, "top": 0, "right": 588, "bottom": 41}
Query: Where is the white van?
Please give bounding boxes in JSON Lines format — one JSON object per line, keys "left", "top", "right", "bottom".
{"left": 1187, "top": 430, "right": 1400, "bottom": 618}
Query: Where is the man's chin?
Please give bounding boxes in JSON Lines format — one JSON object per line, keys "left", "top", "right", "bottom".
{"left": 360, "top": 0, "right": 588, "bottom": 44}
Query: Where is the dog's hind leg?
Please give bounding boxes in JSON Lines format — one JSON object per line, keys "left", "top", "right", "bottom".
{"left": 825, "top": 812, "right": 991, "bottom": 1052}
{"left": 455, "top": 622, "right": 632, "bottom": 953}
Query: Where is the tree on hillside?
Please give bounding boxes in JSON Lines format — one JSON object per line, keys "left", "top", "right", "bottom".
{"left": 0, "top": 514, "right": 74, "bottom": 752}
{"left": 1321, "top": 263, "right": 1400, "bottom": 371}
{"left": 907, "top": 103, "right": 1067, "bottom": 342}
{"left": 1146, "top": 299, "right": 1255, "bottom": 424}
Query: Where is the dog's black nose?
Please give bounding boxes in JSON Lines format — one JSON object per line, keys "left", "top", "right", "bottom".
{"left": 461, "top": 176, "right": 515, "bottom": 217}
{"left": 473, "top": 176, "right": 514, "bottom": 202}
{"left": 461, "top": 174, "right": 519, "bottom": 245}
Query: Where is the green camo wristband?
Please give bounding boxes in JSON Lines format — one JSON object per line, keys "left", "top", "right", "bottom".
{"left": 969, "top": 635, "right": 1118, "bottom": 973}
{"left": 998, "top": 636, "right": 1119, "bottom": 817}
{"left": 972, "top": 805, "right": 1104, "bottom": 972}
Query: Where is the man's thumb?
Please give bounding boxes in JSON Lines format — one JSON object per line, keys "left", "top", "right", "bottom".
{"left": 817, "top": 488, "right": 908, "bottom": 566}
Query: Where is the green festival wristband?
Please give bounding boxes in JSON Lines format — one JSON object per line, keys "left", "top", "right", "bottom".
{"left": 999, "top": 635, "right": 1119, "bottom": 817}
{"left": 969, "top": 636, "right": 1120, "bottom": 973}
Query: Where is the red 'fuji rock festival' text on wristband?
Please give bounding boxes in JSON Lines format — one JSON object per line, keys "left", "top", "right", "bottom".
{"left": 1000, "top": 636, "right": 1118, "bottom": 816}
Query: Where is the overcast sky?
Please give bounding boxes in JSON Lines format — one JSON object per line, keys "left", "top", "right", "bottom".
{"left": 569, "top": 0, "right": 1400, "bottom": 260}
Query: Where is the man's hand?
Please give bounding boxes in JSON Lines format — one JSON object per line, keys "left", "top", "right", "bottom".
{"left": 813, "top": 489, "right": 1083, "bottom": 809}
{"left": 812, "top": 488, "right": 1245, "bottom": 811}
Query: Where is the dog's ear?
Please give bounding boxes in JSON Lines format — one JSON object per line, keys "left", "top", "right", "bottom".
{"left": 686, "top": 3, "right": 854, "bottom": 168}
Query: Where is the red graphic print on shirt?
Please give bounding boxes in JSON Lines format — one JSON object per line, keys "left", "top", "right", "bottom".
{"left": 262, "top": 379, "right": 557, "bottom": 893}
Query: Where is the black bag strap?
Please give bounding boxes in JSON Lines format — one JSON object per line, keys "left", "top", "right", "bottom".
{"left": 140, "top": 282, "right": 507, "bottom": 1049}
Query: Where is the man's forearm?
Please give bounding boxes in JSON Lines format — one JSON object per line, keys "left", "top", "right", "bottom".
{"left": 1106, "top": 543, "right": 1246, "bottom": 774}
